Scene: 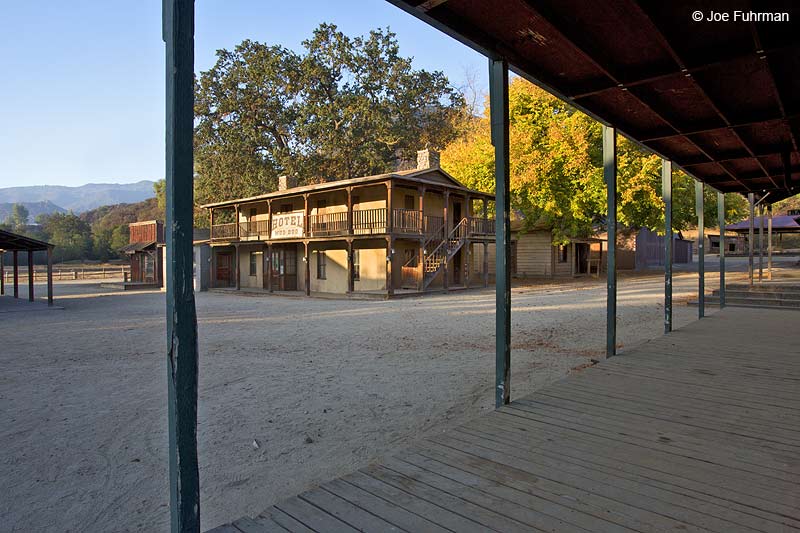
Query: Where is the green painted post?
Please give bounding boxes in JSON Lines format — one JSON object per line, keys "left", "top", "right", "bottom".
{"left": 490, "top": 57, "right": 510, "bottom": 408}
{"left": 163, "top": 1, "right": 200, "bottom": 531}
{"left": 758, "top": 203, "right": 764, "bottom": 282}
{"left": 718, "top": 192, "right": 726, "bottom": 308}
{"left": 603, "top": 125, "right": 617, "bottom": 357}
{"left": 695, "top": 181, "right": 704, "bottom": 318}
{"left": 663, "top": 160, "right": 672, "bottom": 334}
{"left": 748, "top": 193, "right": 754, "bottom": 286}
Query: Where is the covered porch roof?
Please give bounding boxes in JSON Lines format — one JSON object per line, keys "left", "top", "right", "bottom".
{"left": 0, "top": 229, "right": 53, "bottom": 252}
{"left": 388, "top": 0, "right": 799, "bottom": 202}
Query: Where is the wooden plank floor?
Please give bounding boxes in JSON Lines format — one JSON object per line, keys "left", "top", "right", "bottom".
{"left": 209, "top": 307, "right": 800, "bottom": 532}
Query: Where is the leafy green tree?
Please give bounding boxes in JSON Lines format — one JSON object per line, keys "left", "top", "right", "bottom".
{"left": 194, "top": 25, "right": 466, "bottom": 204}
{"left": 38, "top": 213, "right": 92, "bottom": 262}
{"left": 6, "top": 203, "right": 30, "bottom": 230}
{"left": 153, "top": 179, "right": 166, "bottom": 212}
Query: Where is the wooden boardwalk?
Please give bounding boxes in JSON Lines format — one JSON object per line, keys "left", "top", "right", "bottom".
{"left": 210, "top": 307, "right": 800, "bottom": 532}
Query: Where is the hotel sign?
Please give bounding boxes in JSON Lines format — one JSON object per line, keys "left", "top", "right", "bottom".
{"left": 271, "top": 211, "right": 305, "bottom": 239}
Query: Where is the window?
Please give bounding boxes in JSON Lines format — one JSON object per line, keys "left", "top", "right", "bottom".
{"left": 404, "top": 194, "right": 415, "bottom": 210}
{"left": 249, "top": 208, "right": 257, "bottom": 219}
{"left": 558, "top": 245, "right": 568, "bottom": 263}
{"left": 352, "top": 195, "right": 360, "bottom": 210}
{"left": 352, "top": 249, "right": 360, "bottom": 281}
{"left": 249, "top": 251, "right": 258, "bottom": 276}
{"left": 317, "top": 251, "right": 327, "bottom": 279}
{"left": 280, "top": 203, "right": 293, "bottom": 213}
{"left": 316, "top": 199, "right": 327, "bottom": 210}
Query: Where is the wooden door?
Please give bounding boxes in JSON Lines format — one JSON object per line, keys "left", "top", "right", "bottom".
{"left": 216, "top": 252, "right": 233, "bottom": 287}
{"left": 271, "top": 247, "right": 298, "bottom": 291}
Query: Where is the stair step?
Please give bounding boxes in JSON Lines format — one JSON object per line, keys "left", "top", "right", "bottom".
{"left": 703, "top": 296, "right": 800, "bottom": 308}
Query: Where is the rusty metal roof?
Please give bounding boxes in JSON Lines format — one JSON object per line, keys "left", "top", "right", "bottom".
{"left": 387, "top": 0, "right": 799, "bottom": 202}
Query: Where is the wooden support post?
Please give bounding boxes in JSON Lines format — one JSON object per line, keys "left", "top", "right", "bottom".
{"left": 209, "top": 208, "right": 214, "bottom": 240}
{"left": 748, "top": 193, "right": 754, "bottom": 286}
{"left": 483, "top": 242, "right": 489, "bottom": 288}
{"left": 347, "top": 240, "right": 354, "bottom": 293}
{"left": 718, "top": 192, "right": 726, "bottom": 308}
{"left": 234, "top": 244, "right": 240, "bottom": 290}
{"left": 443, "top": 190, "right": 450, "bottom": 290}
{"left": 695, "top": 181, "right": 704, "bottom": 318}
{"left": 663, "top": 159, "right": 672, "bottom": 334}
{"left": 465, "top": 242, "right": 472, "bottom": 288}
{"left": 304, "top": 242, "right": 310, "bottom": 296}
{"left": 47, "top": 246, "right": 53, "bottom": 306}
{"left": 267, "top": 243, "right": 273, "bottom": 292}
{"left": 767, "top": 205, "right": 773, "bottom": 281}
{"left": 603, "top": 125, "right": 617, "bottom": 356}
{"left": 13, "top": 250, "right": 19, "bottom": 299}
{"left": 490, "top": 56, "right": 511, "bottom": 407}
{"left": 262, "top": 244, "right": 268, "bottom": 290}
{"left": 346, "top": 188, "right": 353, "bottom": 235}
{"left": 418, "top": 186, "right": 425, "bottom": 291}
{"left": 758, "top": 204, "right": 764, "bottom": 283}
{"left": 27, "top": 250, "right": 34, "bottom": 301}
{"left": 1, "top": 250, "right": 4, "bottom": 295}
{"left": 386, "top": 182, "right": 393, "bottom": 234}
{"left": 163, "top": 0, "right": 200, "bottom": 530}
{"left": 386, "top": 237, "right": 394, "bottom": 296}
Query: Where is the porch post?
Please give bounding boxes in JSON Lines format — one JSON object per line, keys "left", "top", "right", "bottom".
{"left": 418, "top": 186, "right": 425, "bottom": 291}
{"left": 490, "top": 56, "right": 511, "bottom": 407}
{"left": 347, "top": 240, "right": 354, "bottom": 294}
{"left": 718, "top": 192, "right": 726, "bottom": 307}
{"left": 13, "top": 250, "right": 19, "bottom": 298}
{"left": 209, "top": 208, "right": 214, "bottom": 240}
{"left": 163, "top": 0, "right": 200, "bottom": 530}
{"left": 767, "top": 204, "right": 773, "bottom": 281}
{"left": 262, "top": 244, "right": 268, "bottom": 290}
{"left": 47, "top": 246, "right": 53, "bottom": 306}
{"left": 663, "top": 159, "right": 672, "bottom": 334}
{"left": 695, "top": 181, "right": 704, "bottom": 318}
{"left": 603, "top": 125, "right": 617, "bottom": 357}
{"left": 234, "top": 243, "right": 240, "bottom": 290}
{"left": 267, "top": 244, "right": 273, "bottom": 292}
{"left": 27, "top": 250, "right": 34, "bottom": 301}
{"left": 443, "top": 190, "right": 450, "bottom": 290}
{"left": 748, "top": 193, "right": 754, "bottom": 286}
{"left": 0, "top": 250, "right": 4, "bottom": 295}
{"left": 386, "top": 237, "right": 394, "bottom": 296}
{"left": 465, "top": 242, "right": 472, "bottom": 288}
{"left": 304, "top": 242, "right": 310, "bottom": 296}
{"left": 758, "top": 203, "right": 764, "bottom": 283}
{"left": 483, "top": 242, "right": 489, "bottom": 288}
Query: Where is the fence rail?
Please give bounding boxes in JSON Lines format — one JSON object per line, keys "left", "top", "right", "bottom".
{"left": 353, "top": 208, "right": 387, "bottom": 234}
{"left": 2, "top": 267, "right": 130, "bottom": 283}
{"left": 211, "top": 222, "right": 238, "bottom": 240}
{"left": 239, "top": 220, "right": 270, "bottom": 239}
{"left": 393, "top": 209, "right": 423, "bottom": 234}
{"left": 309, "top": 211, "right": 349, "bottom": 237}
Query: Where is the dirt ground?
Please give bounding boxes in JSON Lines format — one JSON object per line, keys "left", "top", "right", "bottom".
{"left": 0, "top": 269, "right": 750, "bottom": 531}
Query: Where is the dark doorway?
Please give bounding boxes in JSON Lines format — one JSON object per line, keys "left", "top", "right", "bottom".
{"left": 453, "top": 202, "right": 462, "bottom": 226}
{"left": 575, "top": 243, "right": 589, "bottom": 274}
{"left": 271, "top": 246, "right": 298, "bottom": 291}
{"left": 216, "top": 252, "right": 234, "bottom": 287}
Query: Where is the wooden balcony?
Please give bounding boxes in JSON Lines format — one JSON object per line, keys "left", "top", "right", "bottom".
{"left": 210, "top": 209, "right": 495, "bottom": 241}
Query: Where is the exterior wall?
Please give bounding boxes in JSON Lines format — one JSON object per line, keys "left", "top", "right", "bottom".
{"left": 193, "top": 244, "right": 211, "bottom": 291}
{"left": 129, "top": 221, "right": 164, "bottom": 244}
{"left": 353, "top": 185, "right": 388, "bottom": 211}
{"left": 553, "top": 244, "right": 573, "bottom": 276}
{"left": 238, "top": 244, "right": 265, "bottom": 289}
{"left": 311, "top": 247, "right": 348, "bottom": 293}
{"left": 354, "top": 246, "right": 387, "bottom": 291}
{"left": 515, "top": 231, "right": 554, "bottom": 277}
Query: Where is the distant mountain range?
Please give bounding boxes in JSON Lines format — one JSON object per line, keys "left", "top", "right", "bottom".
{"left": 0, "top": 180, "right": 157, "bottom": 215}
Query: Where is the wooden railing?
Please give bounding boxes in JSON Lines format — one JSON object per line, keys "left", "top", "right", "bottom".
{"left": 468, "top": 217, "right": 496, "bottom": 235}
{"left": 353, "top": 208, "right": 387, "bottom": 234}
{"left": 393, "top": 209, "right": 423, "bottom": 234}
{"left": 309, "top": 211, "right": 349, "bottom": 237}
{"left": 239, "top": 220, "right": 270, "bottom": 239}
{"left": 424, "top": 216, "right": 445, "bottom": 239}
{"left": 211, "top": 222, "right": 238, "bottom": 240}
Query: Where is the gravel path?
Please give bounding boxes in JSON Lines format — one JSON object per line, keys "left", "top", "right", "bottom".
{"left": 0, "top": 271, "right": 744, "bottom": 531}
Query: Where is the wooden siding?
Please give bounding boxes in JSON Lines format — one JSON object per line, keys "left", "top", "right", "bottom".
{"left": 129, "top": 221, "right": 163, "bottom": 244}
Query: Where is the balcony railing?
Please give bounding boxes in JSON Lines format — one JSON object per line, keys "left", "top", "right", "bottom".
{"left": 309, "top": 211, "right": 349, "bottom": 237}
{"left": 210, "top": 222, "right": 238, "bottom": 240}
{"left": 353, "top": 208, "right": 387, "bottom": 234}
{"left": 468, "top": 217, "right": 496, "bottom": 235}
{"left": 240, "top": 220, "right": 270, "bottom": 240}
{"left": 210, "top": 209, "right": 495, "bottom": 241}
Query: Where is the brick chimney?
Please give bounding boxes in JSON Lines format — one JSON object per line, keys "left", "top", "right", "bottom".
{"left": 416, "top": 148, "right": 440, "bottom": 170}
{"left": 277, "top": 175, "right": 298, "bottom": 191}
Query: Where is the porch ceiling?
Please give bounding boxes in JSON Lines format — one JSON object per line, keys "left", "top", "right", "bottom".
{"left": 387, "top": 0, "right": 800, "bottom": 202}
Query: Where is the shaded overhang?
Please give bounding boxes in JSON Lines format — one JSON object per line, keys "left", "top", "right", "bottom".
{"left": 387, "top": 0, "right": 800, "bottom": 202}
{"left": 0, "top": 229, "right": 53, "bottom": 252}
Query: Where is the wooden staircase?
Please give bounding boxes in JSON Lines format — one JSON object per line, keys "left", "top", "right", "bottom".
{"left": 421, "top": 218, "right": 468, "bottom": 290}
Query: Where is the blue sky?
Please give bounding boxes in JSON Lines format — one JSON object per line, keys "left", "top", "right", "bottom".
{"left": 0, "top": 1, "right": 487, "bottom": 189}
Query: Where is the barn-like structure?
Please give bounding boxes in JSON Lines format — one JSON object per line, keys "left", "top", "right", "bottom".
{"left": 0, "top": 229, "right": 55, "bottom": 306}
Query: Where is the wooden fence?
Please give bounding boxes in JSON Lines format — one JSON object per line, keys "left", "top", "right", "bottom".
{"left": 2, "top": 266, "right": 130, "bottom": 283}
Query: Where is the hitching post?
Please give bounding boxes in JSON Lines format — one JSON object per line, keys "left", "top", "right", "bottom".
{"left": 663, "top": 160, "right": 672, "bottom": 334}
{"left": 163, "top": 0, "right": 200, "bottom": 531}
{"left": 695, "top": 181, "right": 704, "bottom": 318}
{"left": 489, "top": 56, "right": 511, "bottom": 407}
{"left": 603, "top": 125, "right": 617, "bottom": 357}
{"left": 717, "top": 192, "right": 726, "bottom": 308}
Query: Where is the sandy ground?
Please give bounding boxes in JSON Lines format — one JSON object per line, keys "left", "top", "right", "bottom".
{"left": 0, "top": 261, "right": 785, "bottom": 532}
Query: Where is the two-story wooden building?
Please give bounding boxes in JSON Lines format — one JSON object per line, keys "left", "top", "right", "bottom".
{"left": 202, "top": 150, "right": 495, "bottom": 297}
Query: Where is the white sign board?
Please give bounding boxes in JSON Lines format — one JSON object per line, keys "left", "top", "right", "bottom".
{"left": 271, "top": 211, "right": 305, "bottom": 239}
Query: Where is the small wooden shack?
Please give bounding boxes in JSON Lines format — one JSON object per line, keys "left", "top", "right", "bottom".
{"left": 120, "top": 220, "right": 165, "bottom": 288}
